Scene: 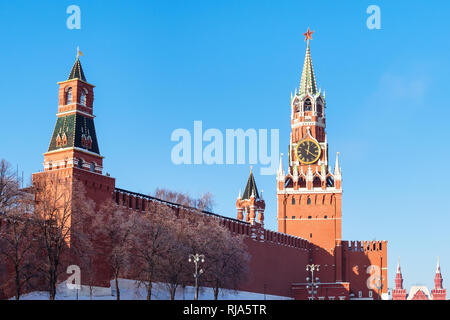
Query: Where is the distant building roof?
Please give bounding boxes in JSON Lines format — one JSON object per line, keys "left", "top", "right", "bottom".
{"left": 407, "top": 286, "right": 431, "bottom": 300}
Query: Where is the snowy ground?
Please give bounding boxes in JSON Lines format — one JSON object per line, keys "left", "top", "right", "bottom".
{"left": 17, "top": 279, "right": 292, "bottom": 300}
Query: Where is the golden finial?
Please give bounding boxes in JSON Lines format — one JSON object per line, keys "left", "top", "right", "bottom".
{"left": 76, "top": 46, "right": 84, "bottom": 59}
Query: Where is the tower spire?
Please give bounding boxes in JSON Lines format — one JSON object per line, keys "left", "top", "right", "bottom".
{"left": 437, "top": 256, "right": 441, "bottom": 273}
{"left": 68, "top": 48, "right": 86, "bottom": 81}
{"left": 278, "top": 153, "right": 284, "bottom": 176}
{"left": 299, "top": 28, "right": 318, "bottom": 96}
{"left": 242, "top": 167, "right": 260, "bottom": 200}
{"left": 392, "top": 257, "right": 407, "bottom": 299}
{"left": 334, "top": 152, "right": 341, "bottom": 176}
{"left": 432, "top": 256, "right": 446, "bottom": 299}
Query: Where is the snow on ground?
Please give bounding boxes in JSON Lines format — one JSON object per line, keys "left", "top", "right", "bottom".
{"left": 17, "top": 279, "right": 292, "bottom": 300}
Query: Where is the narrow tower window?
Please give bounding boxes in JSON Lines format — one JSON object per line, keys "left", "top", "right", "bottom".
{"left": 313, "top": 176, "right": 322, "bottom": 188}
{"left": 304, "top": 98, "right": 312, "bottom": 111}
{"left": 307, "top": 197, "right": 311, "bottom": 205}
{"left": 66, "top": 88, "right": 73, "bottom": 104}
{"left": 90, "top": 162, "right": 95, "bottom": 172}
{"left": 292, "top": 197, "right": 296, "bottom": 205}
{"left": 80, "top": 89, "right": 87, "bottom": 105}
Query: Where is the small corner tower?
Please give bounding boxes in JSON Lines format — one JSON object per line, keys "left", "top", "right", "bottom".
{"left": 431, "top": 257, "right": 446, "bottom": 300}
{"left": 392, "top": 258, "right": 407, "bottom": 300}
{"left": 236, "top": 167, "right": 265, "bottom": 226}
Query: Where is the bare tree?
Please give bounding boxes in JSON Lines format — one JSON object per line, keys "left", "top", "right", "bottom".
{"left": 182, "top": 212, "right": 214, "bottom": 299}
{"left": 154, "top": 188, "right": 194, "bottom": 207}
{"left": 0, "top": 193, "right": 37, "bottom": 300}
{"left": 154, "top": 188, "right": 215, "bottom": 212}
{"left": 0, "top": 159, "right": 20, "bottom": 215}
{"left": 160, "top": 214, "right": 191, "bottom": 300}
{"left": 93, "top": 200, "right": 135, "bottom": 300}
{"left": 130, "top": 203, "right": 175, "bottom": 300}
{"left": 32, "top": 174, "right": 95, "bottom": 300}
{"left": 181, "top": 213, "right": 250, "bottom": 300}
{"left": 151, "top": 189, "right": 251, "bottom": 300}
{"left": 205, "top": 230, "right": 250, "bottom": 300}
{"left": 195, "top": 192, "right": 215, "bottom": 212}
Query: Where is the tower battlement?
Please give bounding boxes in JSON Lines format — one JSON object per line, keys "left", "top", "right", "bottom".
{"left": 343, "top": 240, "right": 388, "bottom": 253}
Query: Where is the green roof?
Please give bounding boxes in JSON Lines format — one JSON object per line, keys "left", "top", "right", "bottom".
{"left": 48, "top": 114, "right": 100, "bottom": 154}
{"left": 68, "top": 58, "right": 86, "bottom": 82}
{"left": 242, "top": 170, "right": 260, "bottom": 200}
{"left": 299, "top": 41, "right": 318, "bottom": 95}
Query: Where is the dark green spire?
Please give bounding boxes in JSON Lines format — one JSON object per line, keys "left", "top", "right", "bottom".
{"left": 68, "top": 57, "right": 86, "bottom": 82}
{"left": 242, "top": 168, "right": 260, "bottom": 200}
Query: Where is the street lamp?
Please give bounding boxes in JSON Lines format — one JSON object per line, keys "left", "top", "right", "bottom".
{"left": 188, "top": 253, "right": 205, "bottom": 300}
{"left": 306, "top": 264, "right": 320, "bottom": 300}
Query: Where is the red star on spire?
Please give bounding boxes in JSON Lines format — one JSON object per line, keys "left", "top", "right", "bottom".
{"left": 303, "top": 28, "right": 314, "bottom": 42}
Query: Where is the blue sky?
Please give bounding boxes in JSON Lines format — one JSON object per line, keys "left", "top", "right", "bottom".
{"left": 1, "top": 0, "right": 449, "bottom": 293}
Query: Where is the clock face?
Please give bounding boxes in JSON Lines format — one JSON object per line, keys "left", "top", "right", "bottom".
{"left": 295, "top": 139, "right": 321, "bottom": 164}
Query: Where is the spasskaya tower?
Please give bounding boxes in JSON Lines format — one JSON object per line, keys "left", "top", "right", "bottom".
{"left": 277, "top": 29, "right": 343, "bottom": 283}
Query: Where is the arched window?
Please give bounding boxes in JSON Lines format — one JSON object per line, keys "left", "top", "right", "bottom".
{"left": 327, "top": 176, "right": 334, "bottom": 187}
{"left": 304, "top": 98, "right": 312, "bottom": 112}
{"left": 299, "top": 177, "right": 306, "bottom": 188}
{"left": 80, "top": 89, "right": 87, "bottom": 105}
{"left": 292, "top": 197, "right": 296, "bottom": 205}
{"left": 293, "top": 99, "right": 300, "bottom": 112}
{"left": 307, "top": 197, "right": 311, "bottom": 205}
{"left": 90, "top": 162, "right": 95, "bottom": 172}
{"left": 66, "top": 88, "right": 73, "bottom": 104}
{"left": 313, "top": 176, "right": 322, "bottom": 188}
{"left": 77, "top": 158, "right": 83, "bottom": 169}
{"left": 284, "top": 177, "right": 293, "bottom": 188}
{"left": 317, "top": 103, "right": 323, "bottom": 117}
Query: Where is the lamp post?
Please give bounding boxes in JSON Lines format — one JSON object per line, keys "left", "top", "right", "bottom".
{"left": 189, "top": 253, "right": 205, "bottom": 300}
{"left": 306, "top": 264, "right": 320, "bottom": 300}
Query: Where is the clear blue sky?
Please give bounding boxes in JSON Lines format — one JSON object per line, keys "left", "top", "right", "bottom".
{"left": 1, "top": 0, "right": 449, "bottom": 293}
